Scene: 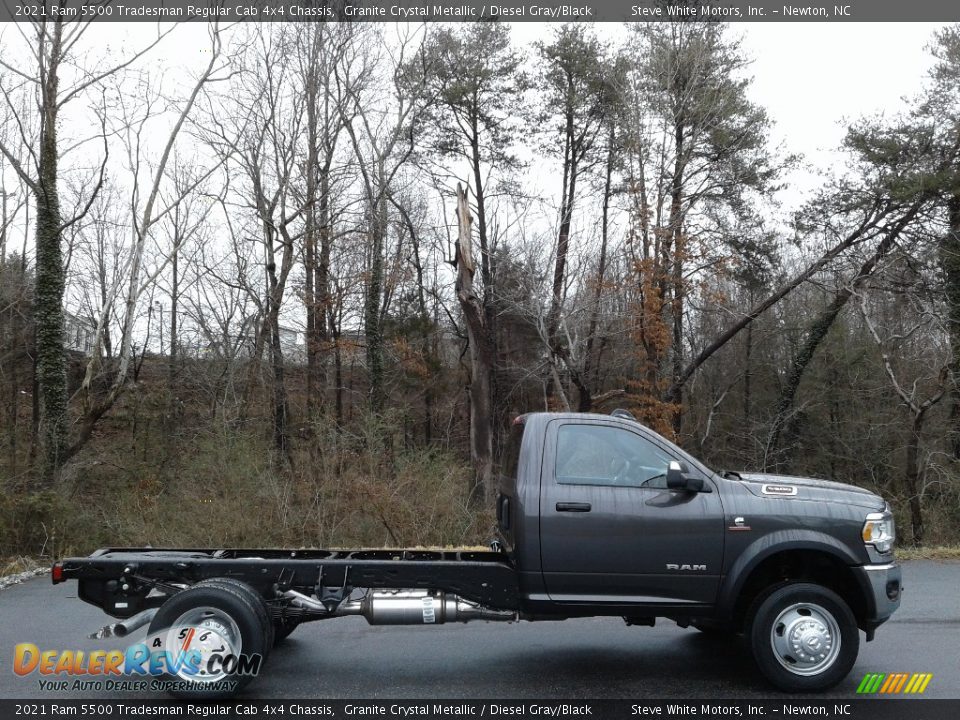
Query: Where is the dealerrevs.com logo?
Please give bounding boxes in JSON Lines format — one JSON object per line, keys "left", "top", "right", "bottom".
{"left": 12, "top": 623, "right": 262, "bottom": 693}
{"left": 856, "top": 673, "right": 934, "bottom": 694}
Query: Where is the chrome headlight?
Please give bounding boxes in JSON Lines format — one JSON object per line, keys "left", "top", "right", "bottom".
{"left": 862, "top": 511, "right": 895, "bottom": 554}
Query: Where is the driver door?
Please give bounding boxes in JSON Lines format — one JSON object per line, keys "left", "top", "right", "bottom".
{"left": 539, "top": 419, "right": 724, "bottom": 605}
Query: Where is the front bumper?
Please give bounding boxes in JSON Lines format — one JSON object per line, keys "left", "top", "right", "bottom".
{"left": 853, "top": 562, "right": 902, "bottom": 638}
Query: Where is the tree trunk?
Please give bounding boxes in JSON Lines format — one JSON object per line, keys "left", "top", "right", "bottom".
{"left": 333, "top": 324, "right": 343, "bottom": 427}
{"left": 268, "top": 307, "right": 291, "bottom": 466}
{"left": 667, "top": 118, "right": 686, "bottom": 436}
{"left": 455, "top": 185, "right": 494, "bottom": 506}
{"left": 943, "top": 195, "right": 960, "bottom": 460}
{"left": 34, "top": 21, "right": 68, "bottom": 484}
{"left": 169, "top": 244, "right": 179, "bottom": 395}
{"left": 365, "top": 168, "right": 387, "bottom": 415}
{"left": 304, "top": 189, "right": 318, "bottom": 421}
{"left": 743, "top": 312, "right": 753, "bottom": 425}
{"left": 581, "top": 129, "right": 615, "bottom": 412}
{"left": 164, "top": 237, "right": 180, "bottom": 476}
{"left": 468, "top": 120, "right": 501, "bottom": 461}
{"left": 265, "top": 239, "right": 292, "bottom": 467}
{"left": 547, "top": 104, "right": 577, "bottom": 352}
{"left": 405, "top": 205, "right": 434, "bottom": 443}
{"left": 317, "top": 160, "right": 332, "bottom": 407}
{"left": 904, "top": 411, "right": 926, "bottom": 545}
{"left": 304, "top": 62, "right": 321, "bottom": 422}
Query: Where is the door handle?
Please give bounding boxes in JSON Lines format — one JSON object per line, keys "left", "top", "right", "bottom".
{"left": 556, "top": 502, "right": 591, "bottom": 512}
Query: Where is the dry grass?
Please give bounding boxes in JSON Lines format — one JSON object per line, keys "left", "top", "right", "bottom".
{"left": 895, "top": 546, "right": 960, "bottom": 561}
{"left": 0, "top": 556, "right": 42, "bottom": 575}
{"left": 1, "top": 414, "right": 493, "bottom": 558}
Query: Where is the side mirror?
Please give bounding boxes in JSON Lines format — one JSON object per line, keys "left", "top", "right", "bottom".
{"left": 666, "top": 460, "right": 704, "bottom": 492}
{"left": 666, "top": 461, "right": 685, "bottom": 489}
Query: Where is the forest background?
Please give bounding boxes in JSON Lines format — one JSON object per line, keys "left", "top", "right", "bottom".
{"left": 2, "top": 17, "right": 959, "bottom": 559}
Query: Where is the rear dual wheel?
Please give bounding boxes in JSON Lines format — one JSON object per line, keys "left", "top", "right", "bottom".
{"left": 191, "top": 579, "right": 300, "bottom": 646}
{"left": 147, "top": 580, "right": 271, "bottom": 699}
{"left": 198, "top": 578, "right": 275, "bottom": 650}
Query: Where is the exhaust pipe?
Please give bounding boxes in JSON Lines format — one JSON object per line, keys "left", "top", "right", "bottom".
{"left": 282, "top": 588, "right": 515, "bottom": 625}
{"left": 89, "top": 608, "right": 158, "bottom": 639}
{"left": 335, "top": 590, "right": 515, "bottom": 625}
{"left": 283, "top": 588, "right": 328, "bottom": 612}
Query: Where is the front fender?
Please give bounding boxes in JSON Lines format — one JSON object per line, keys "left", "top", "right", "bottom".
{"left": 716, "top": 529, "right": 863, "bottom": 620}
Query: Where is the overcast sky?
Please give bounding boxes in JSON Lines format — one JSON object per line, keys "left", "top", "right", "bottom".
{"left": 91, "top": 20, "right": 945, "bottom": 146}
{"left": 509, "top": 21, "right": 944, "bottom": 209}
{"left": 738, "top": 23, "right": 942, "bottom": 204}
{"left": 742, "top": 23, "right": 939, "bottom": 152}
{"left": 2, "top": 21, "right": 949, "bottom": 224}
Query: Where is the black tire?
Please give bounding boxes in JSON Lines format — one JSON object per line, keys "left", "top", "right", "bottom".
{"left": 147, "top": 583, "right": 269, "bottom": 699}
{"left": 195, "top": 578, "right": 275, "bottom": 653}
{"left": 747, "top": 582, "right": 859, "bottom": 693}
{"left": 273, "top": 618, "right": 300, "bottom": 644}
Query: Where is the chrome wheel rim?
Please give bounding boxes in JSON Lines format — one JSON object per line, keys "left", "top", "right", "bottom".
{"left": 770, "top": 602, "right": 841, "bottom": 676}
{"left": 167, "top": 606, "right": 242, "bottom": 683}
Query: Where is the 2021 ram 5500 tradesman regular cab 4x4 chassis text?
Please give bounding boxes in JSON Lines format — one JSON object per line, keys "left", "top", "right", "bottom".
{"left": 52, "top": 411, "right": 902, "bottom": 697}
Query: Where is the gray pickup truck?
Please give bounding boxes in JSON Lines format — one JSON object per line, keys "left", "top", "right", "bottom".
{"left": 52, "top": 411, "right": 901, "bottom": 697}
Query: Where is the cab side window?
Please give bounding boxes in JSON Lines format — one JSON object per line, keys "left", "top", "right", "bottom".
{"left": 555, "top": 424, "right": 674, "bottom": 488}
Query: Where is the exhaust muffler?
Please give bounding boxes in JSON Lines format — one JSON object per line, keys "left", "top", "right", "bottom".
{"left": 337, "top": 590, "right": 516, "bottom": 625}
{"left": 283, "top": 588, "right": 515, "bottom": 625}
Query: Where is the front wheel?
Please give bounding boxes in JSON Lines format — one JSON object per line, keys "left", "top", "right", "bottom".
{"left": 747, "top": 583, "right": 859, "bottom": 693}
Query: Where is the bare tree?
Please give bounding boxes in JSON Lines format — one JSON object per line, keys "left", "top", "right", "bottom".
{"left": 294, "top": 23, "right": 352, "bottom": 422}
{"left": 536, "top": 25, "right": 610, "bottom": 405}
{"left": 0, "top": 18, "right": 171, "bottom": 481}
{"left": 859, "top": 291, "right": 949, "bottom": 544}
{"left": 203, "top": 25, "right": 305, "bottom": 467}
{"left": 69, "top": 23, "right": 227, "bottom": 462}
{"left": 454, "top": 184, "right": 494, "bottom": 504}
{"left": 336, "top": 25, "right": 429, "bottom": 415}
{"left": 619, "top": 21, "right": 780, "bottom": 435}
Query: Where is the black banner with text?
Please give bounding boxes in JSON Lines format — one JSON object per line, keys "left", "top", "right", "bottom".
{"left": 4, "top": 0, "right": 960, "bottom": 23}
{"left": 4, "top": 699, "right": 960, "bottom": 720}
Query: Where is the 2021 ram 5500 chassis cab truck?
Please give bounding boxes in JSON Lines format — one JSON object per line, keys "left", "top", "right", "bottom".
{"left": 52, "top": 411, "right": 902, "bottom": 698}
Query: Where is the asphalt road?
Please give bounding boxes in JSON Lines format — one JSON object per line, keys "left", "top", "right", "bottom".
{"left": 1, "top": 560, "right": 957, "bottom": 700}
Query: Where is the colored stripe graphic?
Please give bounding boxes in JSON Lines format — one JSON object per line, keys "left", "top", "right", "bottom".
{"left": 856, "top": 674, "right": 876, "bottom": 693}
{"left": 857, "top": 672, "right": 932, "bottom": 694}
{"left": 879, "top": 674, "right": 897, "bottom": 693}
{"left": 904, "top": 674, "right": 920, "bottom": 694}
{"left": 893, "top": 674, "right": 909, "bottom": 693}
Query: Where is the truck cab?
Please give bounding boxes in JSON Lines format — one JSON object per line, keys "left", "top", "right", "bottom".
{"left": 498, "top": 412, "right": 725, "bottom": 611}
{"left": 497, "top": 411, "right": 902, "bottom": 691}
